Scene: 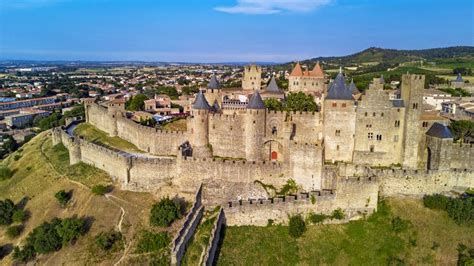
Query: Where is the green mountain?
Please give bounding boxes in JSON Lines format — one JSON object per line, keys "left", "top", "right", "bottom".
{"left": 297, "top": 46, "right": 474, "bottom": 66}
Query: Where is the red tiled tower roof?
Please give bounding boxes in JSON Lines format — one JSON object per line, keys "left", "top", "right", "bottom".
{"left": 290, "top": 62, "right": 303, "bottom": 76}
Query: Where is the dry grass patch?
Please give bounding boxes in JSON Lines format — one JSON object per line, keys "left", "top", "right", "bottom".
{"left": 74, "top": 123, "right": 145, "bottom": 154}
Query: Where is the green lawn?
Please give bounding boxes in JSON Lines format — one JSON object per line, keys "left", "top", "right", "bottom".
{"left": 216, "top": 198, "right": 474, "bottom": 265}
{"left": 74, "top": 123, "right": 144, "bottom": 154}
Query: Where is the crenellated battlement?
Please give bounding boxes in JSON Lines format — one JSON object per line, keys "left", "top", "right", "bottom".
{"left": 225, "top": 190, "right": 336, "bottom": 209}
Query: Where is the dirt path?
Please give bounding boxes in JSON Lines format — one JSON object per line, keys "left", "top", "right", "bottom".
{"left": 105, "top": 193, "right": 132, "bottom": 266}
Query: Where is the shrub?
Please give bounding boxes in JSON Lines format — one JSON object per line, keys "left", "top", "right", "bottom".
{"left": 6, "top": 225, "right": 23, "bottom": 239}
{"left": 423, "top": 194, "right": 449, "bottom": 210}
{"left": 0, "top": 166, "right": 13, "bottom": 181}
{"left": 135, "top": 231, "right": 170, "bottom": 253}
{"left": 288, "top": 215, "right": 306, "bottom": 238}
{"left": 457, "top": 244, "right": 474, "bottom": 265}
{"left": 391, "top": 217, "right": 409, "bottom": 233}
{"left": 150, "top": 198, "right": 181, "bottom": 227}
{"left": 28, "top": 218, "right": 63, "bottom": 254}
{"left": 12, "top": 245, "right": 35, "bottom": 263}
{"left": 95, "top": 230, "right": 122, "bottom": 251}
{"left": 310, "top": 194, "right": 316, "bottom": 205}
{"left": 55, "top": 190, "right": 71, "bottom": 207}
{"left": 56, "top": 217, "right": 87, "bottom": 245}
{"left": 424, "top": 194, "right": 474, "bottom": 224}
{"left": 12, "top": 209, "right": 27, "bottom": 223}
{"left": 267, "top": 219, "right": 274, "bottom": 226}
{"left": 0, "top": 199, "right": 15, "bottom": 225}
{"left": 308, "top": 213, "right": 328, "bottom": 224}
{"left": 91, "top": 185, "right": 110, "bottom": 196}
{"left": 13, "top": 154, "right": 21, "bottom": 161}
{"left": 331, "top": 208, "right": 345, "bottom": 220}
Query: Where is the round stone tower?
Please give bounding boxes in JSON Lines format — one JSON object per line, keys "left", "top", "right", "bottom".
{"left": 245, "top": 91, "right": 266, "bottom": 161}
{"left": 191, "top": 91, "right": 212, "bottom": 158}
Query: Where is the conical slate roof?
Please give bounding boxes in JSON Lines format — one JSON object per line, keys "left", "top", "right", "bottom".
{"left": 326, "top": 72, "right": 353, "bottom": 100}
{"left": 266, "top": 76, "right": 281, "bottom": 93}
{"left": 349, "top": 79, "right": 360, "bottom": 94}
{"left": 192, "top": 91, "right": 211, "bottom": 110}
{"left": 207, "top": 74, "right": 221, "bottom": 89}
{"left": 426, "top": 123, "right": 453, "bottom": 139}
{"left": 247, "top": 91, "right": 266, "bottom": 109}
{"left": 212, "top": 99, "right": 220, "bottom": 111}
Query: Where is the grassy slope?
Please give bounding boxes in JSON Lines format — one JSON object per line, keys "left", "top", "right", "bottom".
{"left": 216, "top": 198, "right": 474, "bottom": 265}
{"left": 0, "top": 131, "right": 168, "bottom": 265}
{"left": 74, "top": 123, "right": 145, "bottom": 153}
{"left": 162, "top": 119, "right": 187, "bottom": 132}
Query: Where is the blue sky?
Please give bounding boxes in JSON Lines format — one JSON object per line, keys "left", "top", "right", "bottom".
{"left": 0, "top": 0, "right": 473, "bottom": 62}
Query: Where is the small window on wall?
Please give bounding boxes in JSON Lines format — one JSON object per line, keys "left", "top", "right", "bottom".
{"left": 395, "top": 120, "right": 400, "bottom": 127}
{"left": 394, "top": 135, "right": 399, "bottom": 142}
{"left": 332, "top": 103, "right": 337, "bottom": 108}
{"left": 370, "top": 145, "right": 375, "bottom": 152}
{"left": 422, "top": 121, "right": 428, "bottom": 127}
{"left": 336, "top": 145, "right": 340, "bottom": 151}
{"left": 376, "top": 134, "right": 382, "bottom": 141}
{"left": 413, "top": 103, "right": 418, "bottom": 109}
{"left": 342, "top": 103, "right": 347, "bottom": 108}
{"left": 365, "top": 112, "right": 368, "bottom": 117}
{"left": 368, "top": 133, "right": 374, "bottom": 139}
{"left": 366, "top": 124, "right": 372, "bottom": 128}
{"left": 373, "top": 112, "right": 376, "bottom": 117}
{"left": 335, "top": 130, "right": 341, "bottom": 136}
{"left": 272, "top": 126, "right": 277, "bottom": 135}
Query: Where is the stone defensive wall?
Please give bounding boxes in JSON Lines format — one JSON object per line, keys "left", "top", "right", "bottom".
{"left": 449, "top": 142, "right": 473, "bottom": 169}
{"left": 53, "top": 127, "right": 178, "bottom": 190}
{"left": 171, "top": 185, "right": 204, "bottom": 266}
{"left": 86, "top": 102, "right": 187, "bottom": 156}
{"left": 202, "top": 207, "right": 225, "bottom": 266}
{"left": 223, "top": 178, "right": 378, "bottom": 226}
{"left": 338, "top": 163, "right": 474, "bottom": 197}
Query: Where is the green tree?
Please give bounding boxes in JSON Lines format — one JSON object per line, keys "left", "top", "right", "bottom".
{"left": 55, "top": 190, "right": 71, "bottom": 207}
{"left": 56, "top": 217, "right": 87, "bottom": 245}
{"left": 286, "top": 92, "right": 318, "bottom": 112}
{"left": 0, "top": 166, "right": 13, "bottom": 181}
{"left": 12, "top": 245, "right": 35, "bottom": 262}
{"left": 34, "top": 112, "right": 62, "bottom": 132}
{"left": 288, "top": 214, "right": 306, "bottom": 238}
{"left": 0, "top": 199, "right": 15, "bottom": 225}
{"left": 264, "top": 98, "right": 284, "bottom": 111}
{"left": 95, "top": 230, "right": 122, "bottom": 251}
{"left": 6, "top": 225, "right": 23, "bottom": 238}
{"left": 150, "top": 198, "right": 181, "bottom": 227}
{"left": 449, "top": 120, "right": 474, "bottom": 143}
{"left": 27, "top": 218, "right": 63, "bottom": 254}
{"left": 126, "top": 94, "right": 149, "bottom": 111}
{"left": 12, "top": 209, "right": 27, "bottom": 223}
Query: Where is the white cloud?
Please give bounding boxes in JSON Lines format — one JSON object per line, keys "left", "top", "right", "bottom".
{"left": 215, "top": 0, "right": 333, "bottom": 15}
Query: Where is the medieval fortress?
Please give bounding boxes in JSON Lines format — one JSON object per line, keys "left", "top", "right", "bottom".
{"left": 52, "top": 63, "right": 473, "bottom": 225}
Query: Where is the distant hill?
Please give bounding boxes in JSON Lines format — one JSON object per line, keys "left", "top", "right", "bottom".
{"left": 294, "top": 46, "right": 474, "bottom": 66}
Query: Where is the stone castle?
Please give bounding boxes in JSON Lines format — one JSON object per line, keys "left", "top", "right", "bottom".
{"left": 52, "top": 66, "right": 473, "bottom": 225}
